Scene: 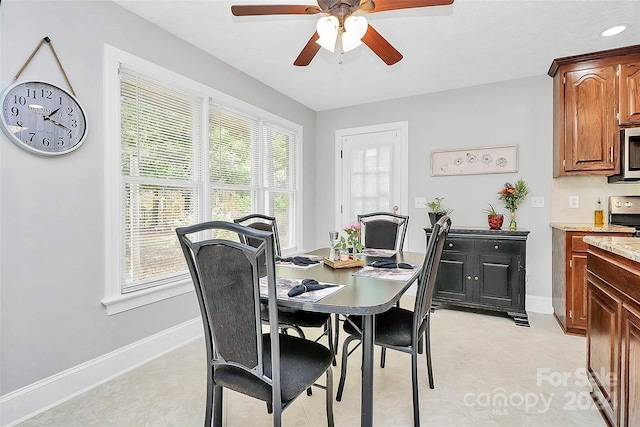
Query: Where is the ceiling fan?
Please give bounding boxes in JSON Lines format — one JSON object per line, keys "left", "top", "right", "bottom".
{"left": 231, "top": 0, "right": 454, "bottom": 66}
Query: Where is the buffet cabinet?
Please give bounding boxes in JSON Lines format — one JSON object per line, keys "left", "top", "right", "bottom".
{"left": 425, "top": 228, "right": 530, "bottom": 326}
{"left": 552, "top": 228, "right": 633, "bottom": 335}
{"left": 548, "top": 44, "right": 640, "bottom": 177}
{"left": 586, "top": 245, "right": 640, "bottom": 427}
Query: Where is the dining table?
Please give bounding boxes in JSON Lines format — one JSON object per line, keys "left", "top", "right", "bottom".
{"left": 274, "top": 248, "right": 426, "bottom": 427}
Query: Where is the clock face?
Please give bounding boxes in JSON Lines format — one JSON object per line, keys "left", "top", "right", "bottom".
{"left": 1, "top": 81, "right": 88, "bottom": 156}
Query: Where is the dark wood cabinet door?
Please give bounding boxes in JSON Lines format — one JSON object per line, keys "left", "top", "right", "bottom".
{"left": 588, "top": 281, "right": 621, "bottom": 426}
{"left": 619, "top": 63, "right": 640, "bottom": 125}
{"left": 433, "top": 252, "right": 472, "bottom": 303}
{"left": 477, "top": 253, "right": 517, "bottom": 308}
{"left": 621, "top": 306, "right": 640, "bottom": 427}
{"left": 570, "top": 253, "right": 588, "bottom": 329}
{"left": 564, "top": 66, "right": 618, "bottom": 173}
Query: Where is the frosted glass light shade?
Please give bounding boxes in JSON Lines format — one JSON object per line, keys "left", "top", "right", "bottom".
{"left": 342, "top": 15, "right": 368, "bottom": 52}
{"left": 316, "top": 16, "right": 339, "bottom": 52}
{"left": 342, "top": 32, "right": 362, "bottom": 52}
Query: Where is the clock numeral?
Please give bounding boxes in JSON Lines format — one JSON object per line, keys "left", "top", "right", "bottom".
{"left": 26, "top": 88, "right": 38, "bottom": 99}
{"left": 42, "top": 137, "right": 50, "bottom": 147}
{"left": 59, "top": 96, "right": 63, "bottom": 105}
{"left": 16, "top": 120, "right": 23, "bottom": 127}
{"left": 41, "top": 89, "right": 53, "bottom": 99}
{"left": 28, "top": 133, "right": 36, "bottom": 142}
{"left": 13, "top": 95, "right": 26, "bottom": 105}
{"left": 11, "top": 107, "right": 19, "bottom": 116}
{"left": 57, "top": 137, "right": 65, "bottom": 146}
{"left": 67, "top": 107, "right": 74, "bottom": 116}
{"left": 67, "top": 130, "right": 72, "bottom": 138}
{"left": 71, "top": 119, "right": 77, "bottom": 128}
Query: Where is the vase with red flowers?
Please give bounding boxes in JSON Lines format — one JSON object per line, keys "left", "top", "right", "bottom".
{"left": 498, "top": 179, "right": 530, "bottom": 230}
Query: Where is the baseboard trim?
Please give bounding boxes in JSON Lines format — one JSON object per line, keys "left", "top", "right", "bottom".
{"left": 0, "top": 318, "right": 202, "bottom": 426}
{"left": 526, "top": 295, "right": 553, "bottom": 314}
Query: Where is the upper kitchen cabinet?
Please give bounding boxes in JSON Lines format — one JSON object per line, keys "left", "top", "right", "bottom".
{"left": 549, "top": 45, "right": 640, "bottom": 177}
{"left": 619, "top": 62, "right": 640, "bottom": 125}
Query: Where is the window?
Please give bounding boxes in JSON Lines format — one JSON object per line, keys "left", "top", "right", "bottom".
{"left": 103, "top": 46, "right": 302, "bottom": 314}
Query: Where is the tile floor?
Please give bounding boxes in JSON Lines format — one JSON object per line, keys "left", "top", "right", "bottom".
{"left": 18, "top": 305, "right": 606, "bottom": 426}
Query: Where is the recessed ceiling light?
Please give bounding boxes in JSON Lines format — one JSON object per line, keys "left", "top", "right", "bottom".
{"left": 602, "top": 25, "right": 626, "bottom": 37}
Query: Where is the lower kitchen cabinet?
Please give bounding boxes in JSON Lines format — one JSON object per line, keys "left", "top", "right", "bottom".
{"left": 552, "top": 227, "right": 633, "bottom": 336}
{"left": 424, "top": 227, "right": 529, "bottom": 326}
{"left": 586, "top": 244, "right": 640, "bottom": 427}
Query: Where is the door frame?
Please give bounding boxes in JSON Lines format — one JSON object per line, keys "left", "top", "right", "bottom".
{"left": 334, "top": 121, "right": 409, "bottom": 231}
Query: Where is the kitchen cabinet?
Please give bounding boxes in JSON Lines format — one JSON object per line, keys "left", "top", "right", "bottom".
{"left": 619, "top": 62, "right": 640, "bottom": 125}
{"left": 551, "top": 227, "right": 633, "bottom": 336}
{"left": 585, "top": 241, "right": 640, "bottom": 427}
{"left": 549, "top": 45, "right": 640, "bottom": 177}
{"left": 424, "top": 228, "right": 529, "bottom": 326}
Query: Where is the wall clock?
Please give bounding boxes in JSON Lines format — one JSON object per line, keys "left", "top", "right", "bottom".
{"left": 1, "top": 80, "right": 88, "bottom": 156}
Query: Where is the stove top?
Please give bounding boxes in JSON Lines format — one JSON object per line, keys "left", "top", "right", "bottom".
{"left": 609, "top": 196, "right": 640, "bottom": 236}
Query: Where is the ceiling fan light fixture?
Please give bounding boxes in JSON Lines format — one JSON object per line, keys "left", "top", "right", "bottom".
{"left": 316, "top": 16, "right": 339, "bottom": 52}
{"left": 342, "top": 15, "right": 368, "bottom": 52}
{"left": 341, "top": 31, "right": 363, "bottom": 52}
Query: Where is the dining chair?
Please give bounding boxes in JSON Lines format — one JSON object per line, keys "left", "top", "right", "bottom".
{"left": 233, "top": 214, "right": 282, "bottom": 257}
{"left": 333, "top": 212, "right": 410, "bottom": 354}
{"left": 234, "top": 214, "right": 336, "bottom": 367}
{"left": 357, "top": 211, "right": 409, "bottom": 251}
{"left": 335, "top": 215, "right": 451, "bottom": 427}
{"left": 176, "top": 221, "right": 334, "bottom": 427}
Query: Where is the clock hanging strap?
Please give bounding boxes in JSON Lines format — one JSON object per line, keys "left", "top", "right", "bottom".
{"left": 14, "top": 36, "right": 77, "bottom": 96}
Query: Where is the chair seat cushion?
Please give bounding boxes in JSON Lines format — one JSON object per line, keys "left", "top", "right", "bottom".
{"left": 343, "top": 307, "right": 414, "bottom": 347}
{"left": 214, "top": 333, "right": 332, "bottom": 403}
{"left": 261, "top": 305, "right": 330, "bottom": 328}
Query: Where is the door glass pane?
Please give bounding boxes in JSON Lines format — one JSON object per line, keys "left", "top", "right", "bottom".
{"left": 349, "top": 145, "right": 393, "bottom": 221}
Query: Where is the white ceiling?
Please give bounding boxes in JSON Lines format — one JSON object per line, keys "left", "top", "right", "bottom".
{"left": 114, "top": 0, "right": 639, "bottom": 111}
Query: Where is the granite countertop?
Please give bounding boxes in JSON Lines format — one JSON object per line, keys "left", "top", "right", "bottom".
{"left": 550, "top": 222, "right": 636, "bottom": 233}
{"left": 583, "top": 236, "right": 640, "bottom": 263}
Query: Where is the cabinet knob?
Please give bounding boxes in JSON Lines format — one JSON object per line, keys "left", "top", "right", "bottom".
{"left": 474, "top": 276, "right": 479, "bottom": 281}
{"left": 494, "top": 245, "right": 499, "bottom": 250}
{"left": 467, "top": 275, "right": 472, "bottom": 280}
{"left": 448, "top": 243, "right": 454, "bottom": 248}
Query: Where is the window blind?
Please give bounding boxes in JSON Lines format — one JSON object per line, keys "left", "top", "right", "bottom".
{"left": 263, "top": 121, "right": 297, "bottom": 251}
{"left": 120, "top": 67, "right": 203, "bottom": 292}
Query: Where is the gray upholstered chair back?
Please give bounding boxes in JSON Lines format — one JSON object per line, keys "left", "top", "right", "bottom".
{"left": 357, "top": 212, "right": 409, "bottom": 251}
{"left": 234, "top": 214, "right": 282, "bottom": 257}
{"left": 176, "top": 221, "right": 277, "bottom": 378}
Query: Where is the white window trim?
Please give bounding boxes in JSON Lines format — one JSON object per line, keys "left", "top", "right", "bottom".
{"left": 102, "top": 44, "right": 303, "bottom": 315}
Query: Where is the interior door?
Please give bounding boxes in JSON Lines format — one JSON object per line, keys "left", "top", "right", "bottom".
{"left": 335, "top": 122, "right": 408, "bottom": 232}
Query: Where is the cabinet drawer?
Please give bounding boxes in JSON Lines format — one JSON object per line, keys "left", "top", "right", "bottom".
{"left": 475, "top": 240, "right": 521, "bottom": 255}
{"left": 443, "top": 238, "right": 473, "bottom": 252}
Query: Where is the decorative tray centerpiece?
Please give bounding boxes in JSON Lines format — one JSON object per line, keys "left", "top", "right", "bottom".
{"left": 323, "top": 257, "right": 365, "bottom": 269}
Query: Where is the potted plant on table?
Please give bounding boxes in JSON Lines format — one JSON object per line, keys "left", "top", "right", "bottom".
{"left": 334, "top": 223, "right": 364, "bottom": 259}
{"left": 427, "top": 197, "right": 453, "bottom": 226}
{"left": 483, "top": 203, "right": 505, "bottom": 230}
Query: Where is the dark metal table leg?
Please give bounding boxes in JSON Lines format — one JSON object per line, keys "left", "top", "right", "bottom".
{"left": 361, "top": 314, "right": 374, "bottom": 427}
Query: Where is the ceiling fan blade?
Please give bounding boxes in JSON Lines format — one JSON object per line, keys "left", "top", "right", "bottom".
{"left": 231, "top": 4, "right": 320, "bottom": 16}
{"left": 294, "top": 32, "right": 322, "bottom": 66}
{"left": 367, "top": 0, "right": 453, "bottom": 13}
{"left": 361, "top": 24, "right": 403, "bottom": 65}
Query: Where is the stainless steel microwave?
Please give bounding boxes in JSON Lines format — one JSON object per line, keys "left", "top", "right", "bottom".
{"left": 608, "top": 127, "right": 640, "bottom": 183}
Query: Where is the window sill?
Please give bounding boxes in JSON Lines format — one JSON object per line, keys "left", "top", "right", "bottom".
{"left": 101, "top": 279, "right": 193, "bottom": 315}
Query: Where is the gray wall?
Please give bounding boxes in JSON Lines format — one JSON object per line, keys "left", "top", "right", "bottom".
{"left": 6, "top": 0, "right": 627, "bottom": 400}
{"left": 0, "top": 0, "right": 316, "bottom": 394}
{"left": 316, "top": 76, "right": 554, "bottom": 301}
